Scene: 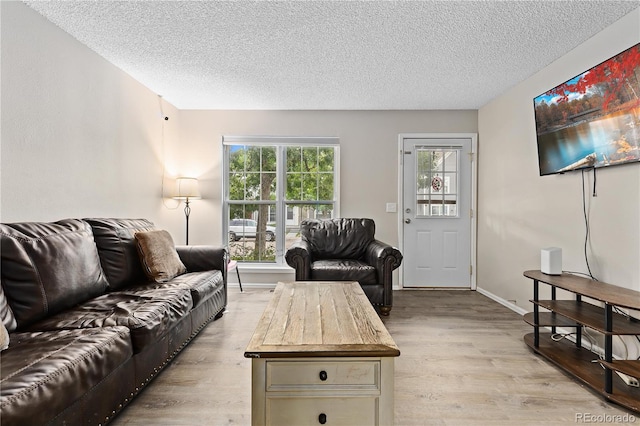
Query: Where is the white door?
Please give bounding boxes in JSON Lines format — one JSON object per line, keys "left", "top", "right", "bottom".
{"left": 400, "top": 134, "right": 476, "bottom": 288}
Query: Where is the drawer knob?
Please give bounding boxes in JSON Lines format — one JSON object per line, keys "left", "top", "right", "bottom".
{"left": 318, "top": 413, "right": 327, "bottom": 424}
{"left": 319, "top": 370, "right": 328, "bottom": 381}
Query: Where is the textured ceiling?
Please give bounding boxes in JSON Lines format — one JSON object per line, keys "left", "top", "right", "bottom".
{"left": 24, "top": 1, "right": 639, "bottom": 110}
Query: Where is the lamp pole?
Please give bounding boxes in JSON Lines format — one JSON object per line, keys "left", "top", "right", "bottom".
{"left": 184, "top": 197, "right": 191, "bottom": 245}
{"left": 173, "top": 177, "right": 200, "bottom": 246}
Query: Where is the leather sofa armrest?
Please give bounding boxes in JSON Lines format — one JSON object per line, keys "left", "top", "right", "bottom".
{"left": 285, "top": 240, "right": 312, "bottom": 280}
{"left": 175, "top": 245, "right": 228, "bottom": 273}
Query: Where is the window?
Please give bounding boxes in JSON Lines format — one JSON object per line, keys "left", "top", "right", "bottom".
{"left": 223, "top": 136, "right": 339, "bottom": 264}
{"left": 415, "top": 147, "right": 459, "bottom": 218}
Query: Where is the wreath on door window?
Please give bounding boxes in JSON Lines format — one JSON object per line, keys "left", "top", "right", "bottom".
{"left": 431, "top": 176, "right": 443, "bottom": 192}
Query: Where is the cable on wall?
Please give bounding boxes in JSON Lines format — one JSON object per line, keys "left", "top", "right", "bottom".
{"left": 580, "top": 168, "right": 597, "bottom": 281}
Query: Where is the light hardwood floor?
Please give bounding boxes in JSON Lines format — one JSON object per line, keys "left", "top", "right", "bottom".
{"left": 111, "top": 288, "right": 635, "bottom": 425}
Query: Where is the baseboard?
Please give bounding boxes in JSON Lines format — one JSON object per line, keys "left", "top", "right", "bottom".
{"left": 476, "top": 286, "right": 528, "bottom": 316}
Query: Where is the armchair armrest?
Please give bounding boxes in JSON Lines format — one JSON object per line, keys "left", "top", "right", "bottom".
{"left": 176, "top": 245, "right": 228, "bottom": 273}
{"left": 365, "top": 240, "right": 403, "bottom": 274}
{"left": 285, "top": 239, "right": 312, "bottom": 280}
{"left": 365, "top": 240, "right": 403, "bottom": 307}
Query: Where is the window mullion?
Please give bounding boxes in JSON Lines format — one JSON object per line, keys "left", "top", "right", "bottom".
{"left": 318, "top": 147, "right": 322, "bottom": 201}
{"left": 275, "top": 146, "right": 285, "bottom": 264}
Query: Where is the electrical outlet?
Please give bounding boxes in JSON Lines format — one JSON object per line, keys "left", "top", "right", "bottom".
{"left": 615, "top": 371, "right": 639, "bottom": 387}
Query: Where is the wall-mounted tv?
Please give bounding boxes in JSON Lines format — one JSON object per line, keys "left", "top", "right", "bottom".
{"left": 534, "top": 43, "right": 640, "bottom": 176}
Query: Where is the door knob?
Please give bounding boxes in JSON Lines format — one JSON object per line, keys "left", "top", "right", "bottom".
{"left": 405, "top": 218, "right": 411, "bottom": 224}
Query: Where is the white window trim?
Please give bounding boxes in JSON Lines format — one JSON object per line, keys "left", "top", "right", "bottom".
{"left": 222, "top": 135, "right": 340, "bottom": 266}
{"left": 223, "top": 135, "right": 339, "bottom": 146}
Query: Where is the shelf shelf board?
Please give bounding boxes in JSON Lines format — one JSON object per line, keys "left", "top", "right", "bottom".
{"left": 524, "top": 270, "right": 640, "bottom": 311}
{"left": 525, "top": 333, "right": 640, "bottom": 413}
{"left": 531, "top": 300, "right": 640, "bottom": 335}
{"left": 523, "top": 312, "right": 580, "bottom": 328}
{"left": 600, "top": 360, "right": 640, "bottom": 380}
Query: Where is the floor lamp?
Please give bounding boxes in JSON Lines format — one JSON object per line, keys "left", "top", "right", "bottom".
{"left": 173, "top": 177, "right": 201, "bottom": 245}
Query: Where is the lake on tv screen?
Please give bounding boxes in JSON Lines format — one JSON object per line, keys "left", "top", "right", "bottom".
{"left": 537, "top": 108, "right": 640, "bottom": 175}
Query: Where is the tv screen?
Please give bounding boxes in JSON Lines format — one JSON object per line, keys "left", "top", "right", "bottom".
{"left": 534, "top": 43, "right": 640, "bottom": 176}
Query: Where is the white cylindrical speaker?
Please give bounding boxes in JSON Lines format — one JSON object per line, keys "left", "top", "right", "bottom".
{"left": 541, "top": 247, "right": 562, "bottom": 275}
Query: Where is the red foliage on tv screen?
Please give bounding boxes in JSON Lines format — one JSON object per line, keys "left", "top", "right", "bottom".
{"left": 548, "top": 44, "right": 640, "bottom": 112}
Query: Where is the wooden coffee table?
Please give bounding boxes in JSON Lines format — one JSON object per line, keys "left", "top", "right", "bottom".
{"left": 245, "top": 281, "right": 400, "bottom": 426}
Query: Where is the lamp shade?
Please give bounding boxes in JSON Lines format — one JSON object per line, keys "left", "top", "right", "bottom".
{"left": 173, "top": 177, "right": 201, "bottom": 200}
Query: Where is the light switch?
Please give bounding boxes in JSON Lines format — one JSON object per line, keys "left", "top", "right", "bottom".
{"left": 386, "top": 203, "right": 397, "bottom": 213}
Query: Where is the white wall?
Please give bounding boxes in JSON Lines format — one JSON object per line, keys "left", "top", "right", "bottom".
{"left": 477, "top": 8, "right": 640, "bottom": 313}
{"left": 1, "top": 1, "right": 186, "bottom": 239}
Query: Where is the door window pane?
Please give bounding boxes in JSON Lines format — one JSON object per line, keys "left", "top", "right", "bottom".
{"left": 416, "top": 147, "right": 460, "bottom": 218}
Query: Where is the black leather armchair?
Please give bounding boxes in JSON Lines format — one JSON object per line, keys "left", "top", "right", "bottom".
{"left": 285, "top": 218, "right": 402, "bottom": 315}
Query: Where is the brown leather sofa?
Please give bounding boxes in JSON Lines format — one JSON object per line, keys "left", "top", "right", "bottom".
{"left": 285, "top": 218, "right": 402, "bottom": 315}
{"left": 0, "top": 218, "right": 227, "bottom": 426}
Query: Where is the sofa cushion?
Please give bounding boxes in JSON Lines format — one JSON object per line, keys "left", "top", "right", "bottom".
{"left": 0, "top": 327, "right": 132, "bottom": 426}
{"left": 28, "top": 287, "right": 193, "bottom": 353}
{"left": 301, "top": 218, "right": 375, "bottom": 260}
{"left": 133, "top": 270, "right": 224, "bottom": 308}
{"left": 0, "top": 219, "right": 109, "bottom": 328}
{"left": 85, "top": 218, "right": 155, "bottom": 290}
{"left": 135, "top": 230, "right": 186, "bottom": 283}
{"left": 310, "top": 259, "right": 377, "bottom": 285}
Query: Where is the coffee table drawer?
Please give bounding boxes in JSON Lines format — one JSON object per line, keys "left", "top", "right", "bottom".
{"left": 266, "top": 360, "right": 379, "bottom": 390}
{"left": 267, "top": 396, "right": 378, "bottom": 425}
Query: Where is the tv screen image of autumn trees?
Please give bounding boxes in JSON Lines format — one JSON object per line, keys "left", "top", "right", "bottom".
{"left": 534, "top": 43, "right": 640, "bottom": 175}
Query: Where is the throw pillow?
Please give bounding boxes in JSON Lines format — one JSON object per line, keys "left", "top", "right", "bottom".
{"left": 0, "top": 321, "right": 9, "bottom": 351}
{"left": 134, "top": 230, "right": 186, "bottom": 283}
